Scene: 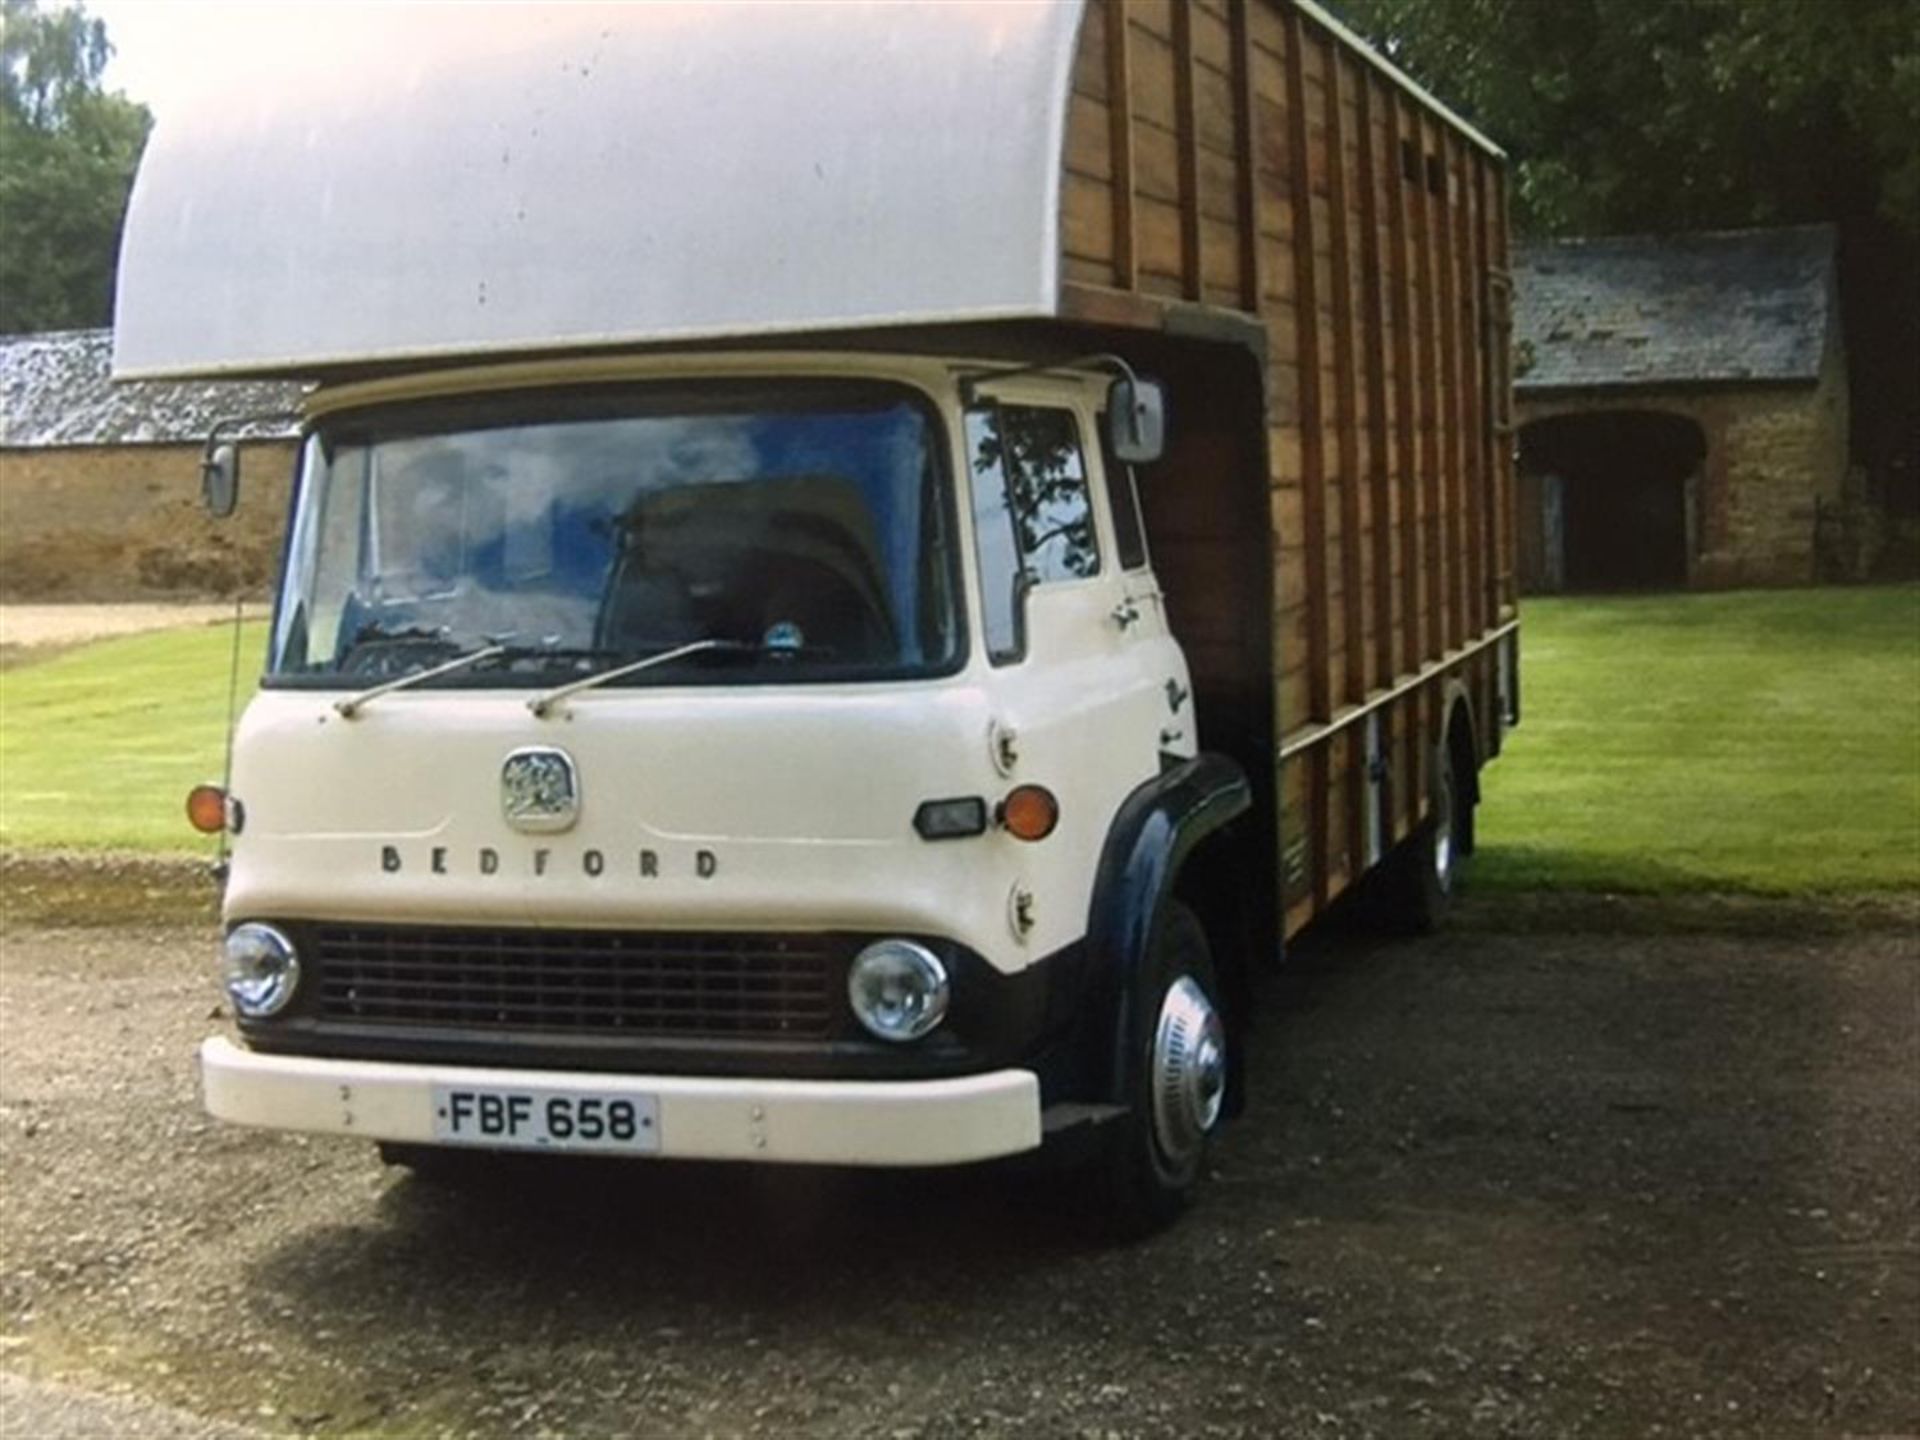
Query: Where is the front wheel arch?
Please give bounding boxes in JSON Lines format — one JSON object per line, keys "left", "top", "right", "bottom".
{"left": 1079, "top": 754, "right": 1251, "bottom": 1110}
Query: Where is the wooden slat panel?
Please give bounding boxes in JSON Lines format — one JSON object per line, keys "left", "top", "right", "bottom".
{"left": 1066, "top": 93, "right": 1112, "bottom": 182}
{"left": 1129, "top": 0, "right": 1176, "bottom": 42}
{"left": 1494, "top": 161, "right": 1516, "bottom": 615}
{"left": 1062, "top": 170, "right": 1116, "bottom": 266}
{"left": 1282, "top": 9, "right": 1328, "bottom": 727}
{"left": 1172, "top": 0, "right": 1203, "bottom": 300}
{"left": 1356, "top": 71, "right": 1394, "bottom": 694}
{"left": 1324, "top": 52, "right": 1365, "bottom": 708}
{"left": 1074, "top": 0, "right": 1110, "bottom": 100}
{"left": 1322, "top": 46, "right": 1369, "bottom": 890}
{"left": 1192, "top": 3, "right": 1233, "bottom": 73}
{"left": 1459, "top": 142, "right": 1487, "bottom": 637}
{"left": 1388, "top": 93, "right": 1426, "bottom": 830}
{"left": 1284, "top": 6, "right": 1332, "bottom": 909}
{"left": 1487, "top": 156, "right": 1508, "bottom": 615}
{"left": 1192, "top": 54, "right": 1241, "bottom": 156}
{"left": 1062, "top": 254, "right": 1117, "bottom": 288}
{"left": 1436, "top": 125, "right": 1464, "bottom": 652}
{"left": 1128, "top": 20, "right": 1179, "bottom": 133}
{"left": 1411, "top": 109, "right": 1443, "bottom": 664}
{"left": 1230, "top": 0, "right": 1262, "bottom": 311}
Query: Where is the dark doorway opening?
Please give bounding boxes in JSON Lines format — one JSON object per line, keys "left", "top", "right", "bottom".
{"left": 1519, "top": 410, "right": 1707, "bottom": 591}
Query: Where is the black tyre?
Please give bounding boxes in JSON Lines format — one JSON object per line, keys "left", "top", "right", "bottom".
{"left": 1372, "top": 739, "right": 1460, "bottom": 935}
{"left": 1086, "top": 899, "right": 1228, "bottom": 1238}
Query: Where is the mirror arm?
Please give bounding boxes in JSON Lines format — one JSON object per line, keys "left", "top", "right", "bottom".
{"left": 201, "top": 408, "right": 303, "bottom": 460}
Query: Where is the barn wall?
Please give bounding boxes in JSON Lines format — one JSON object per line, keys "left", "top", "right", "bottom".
{"left": 1516, "top": 374, "right": 1844, "bottom": 590}
{"left": 0, "top": 442, "right": 295, "bottom": 601}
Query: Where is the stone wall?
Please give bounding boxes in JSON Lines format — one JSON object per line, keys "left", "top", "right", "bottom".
{"left": 1517, "top": 362, "right": 1847, "bottom": 589}
{"left": 0, "top": 441, "right": 295, "bottom": 601}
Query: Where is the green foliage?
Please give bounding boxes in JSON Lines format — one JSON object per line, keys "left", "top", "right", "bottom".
{"left": 970, "top": 406, "right": 1100, "bottom": 582}
{"left": 0, "top": 0, "right": 151, "bottom": 332}
{"left": 0, "top": 621, "right": 266, "bottom": 854}
{"left": 1473, "top": 587, "right": 1920, "bottom": 895}
{"left": 1340, "top": 0, "right": 1920, "bottom": 240}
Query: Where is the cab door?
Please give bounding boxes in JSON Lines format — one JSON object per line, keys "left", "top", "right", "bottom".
{"left": 958, "top": 383, "right": 1193, "bottom": 956}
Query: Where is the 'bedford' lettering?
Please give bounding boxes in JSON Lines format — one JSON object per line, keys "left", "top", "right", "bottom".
{"left": 376, "top": 843, "right": 725, "bottom": 881}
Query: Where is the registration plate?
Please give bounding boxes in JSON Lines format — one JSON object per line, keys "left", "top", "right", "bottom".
{"left": 430, "top": 1083, "right": 661, "bottom": 1154}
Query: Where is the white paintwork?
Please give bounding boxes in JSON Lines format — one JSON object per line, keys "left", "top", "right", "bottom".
{"left": 223, "top": 352, "right": 1172, "bottom": 976}
{"left": 200, "top": 1038, "right": 1041, "bottom": 1166}
{"left": 113, "top": 2, "right": 1084, "bottom": 380}
{"left": 205, "top": 350, "right": 1191, "bottom": 1164}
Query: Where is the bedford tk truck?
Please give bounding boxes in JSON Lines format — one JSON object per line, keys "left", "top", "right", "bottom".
{"left": 116, "top": 0, "right": 1519, "bottom": 1232}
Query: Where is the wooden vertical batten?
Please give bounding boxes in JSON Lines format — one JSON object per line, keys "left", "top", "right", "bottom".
{"left": 1105, "top": 0, "right": 1138, "bottom": 290}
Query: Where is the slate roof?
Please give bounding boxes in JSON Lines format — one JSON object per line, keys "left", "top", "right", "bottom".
{"left": 1513, "top": 225, "right": 1837, "bottom": 393}
{"left": 0, "top": 329, "right": 304, "bottom": 448}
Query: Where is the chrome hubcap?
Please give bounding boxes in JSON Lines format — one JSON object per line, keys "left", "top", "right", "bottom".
{"left": 1151, "top": 976, "right": 1226, "bottom": 1165}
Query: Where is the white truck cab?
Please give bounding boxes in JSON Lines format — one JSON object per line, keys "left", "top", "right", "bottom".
{"left": 196, "top": 350, "right": 1231, "bottom": 1229}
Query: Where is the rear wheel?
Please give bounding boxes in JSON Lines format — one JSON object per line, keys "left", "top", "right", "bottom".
{"left": 1380, "top": 739, "right": 1460, "bottom": 934}
{"left": 1086, "top": 900, "right": 1227, "bottom": 1238}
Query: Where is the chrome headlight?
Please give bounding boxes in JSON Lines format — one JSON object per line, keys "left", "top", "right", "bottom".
{"left": 847, "top": 939, "right": 949, "bottom": 1043}
{"left": 222, "top": 923, "right": 301, "bottom": 1019}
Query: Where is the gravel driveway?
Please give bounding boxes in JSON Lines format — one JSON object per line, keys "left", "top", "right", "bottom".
{"left": 1, "top": 903, "right": 1913, "bottom": 1438}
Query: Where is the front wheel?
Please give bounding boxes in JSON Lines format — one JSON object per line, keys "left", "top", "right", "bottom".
{"left": 1085, "top": 900, "right": 1227, "bottom": 1237}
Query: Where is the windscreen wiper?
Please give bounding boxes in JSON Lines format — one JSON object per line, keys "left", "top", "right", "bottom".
{"left": 526, "top": 638, "right": 767, "bottom": 718}
{"left": 334, "top": 642, "right": 508, "bottom": 718}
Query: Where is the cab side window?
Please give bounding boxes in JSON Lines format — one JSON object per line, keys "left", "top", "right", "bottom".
{"left": 965, "top": 405, "right": 1098, "bottom": 662}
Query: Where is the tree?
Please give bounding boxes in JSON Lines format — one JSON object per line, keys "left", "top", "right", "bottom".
{"left": 0, "top": 0, "right": 152, "bottom": 333}
{"left": 1337, "top": 0, "right": 1919, "bottom": 241}
{"left": 1338, "top": 0, "right": 1919, "bottom": 520}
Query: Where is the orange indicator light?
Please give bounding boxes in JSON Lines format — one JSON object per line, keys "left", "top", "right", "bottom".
{"left": 999, "top": 784, "right": 1060, "bottom": 842}
{"left": 186, "top": 784, "right": 228, "bottom": 834}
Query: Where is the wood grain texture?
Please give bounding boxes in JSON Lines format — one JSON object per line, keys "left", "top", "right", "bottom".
{"left": 1055, "top": 1, "right": 1511, "bottom": 937}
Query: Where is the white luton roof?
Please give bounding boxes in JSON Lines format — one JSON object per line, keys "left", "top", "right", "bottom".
{"left": 113, "top": 2, "right": 1084, "bottom": 379}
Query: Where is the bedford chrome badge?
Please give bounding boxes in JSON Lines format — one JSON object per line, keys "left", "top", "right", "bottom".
{"left": 501, "top": 747, "right": 580, "bottom": 834}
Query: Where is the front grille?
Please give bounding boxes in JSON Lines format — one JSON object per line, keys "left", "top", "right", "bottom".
{"left": 308, "top": 924, "right": 843, "bottom": 1041}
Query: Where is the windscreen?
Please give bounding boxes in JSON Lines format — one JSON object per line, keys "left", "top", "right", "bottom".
{"left": 270, "top": 382, "right": 961, "bottom": 686}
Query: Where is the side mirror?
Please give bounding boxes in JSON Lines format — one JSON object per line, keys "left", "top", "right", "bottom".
{"left": 201, "top": 442, "right": 239, "bottom": 518}
{"left": 1106, "top": 376, "right": 1167, "bottom": 465}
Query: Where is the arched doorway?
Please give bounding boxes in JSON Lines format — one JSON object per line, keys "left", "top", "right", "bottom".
{"left": 1518, "top": 410, "right": 1708, "bottom": 591}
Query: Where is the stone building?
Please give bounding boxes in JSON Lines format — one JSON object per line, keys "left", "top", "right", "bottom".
{"left": 1512, "top": 225, "right": 1848, "bottom": 591}
{"left": 0, "top": 328, "right": 302, "bottom": 600}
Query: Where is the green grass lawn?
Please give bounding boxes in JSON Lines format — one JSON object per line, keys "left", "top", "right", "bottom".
{"left": 1473, "top": 585, "right": 1920, "bottom": 894}
{"left": 3, "top": 589, "right": 1917, "bottom": 891}
{"left": 1, "top": 621, "right": 267, "bottom": 854}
